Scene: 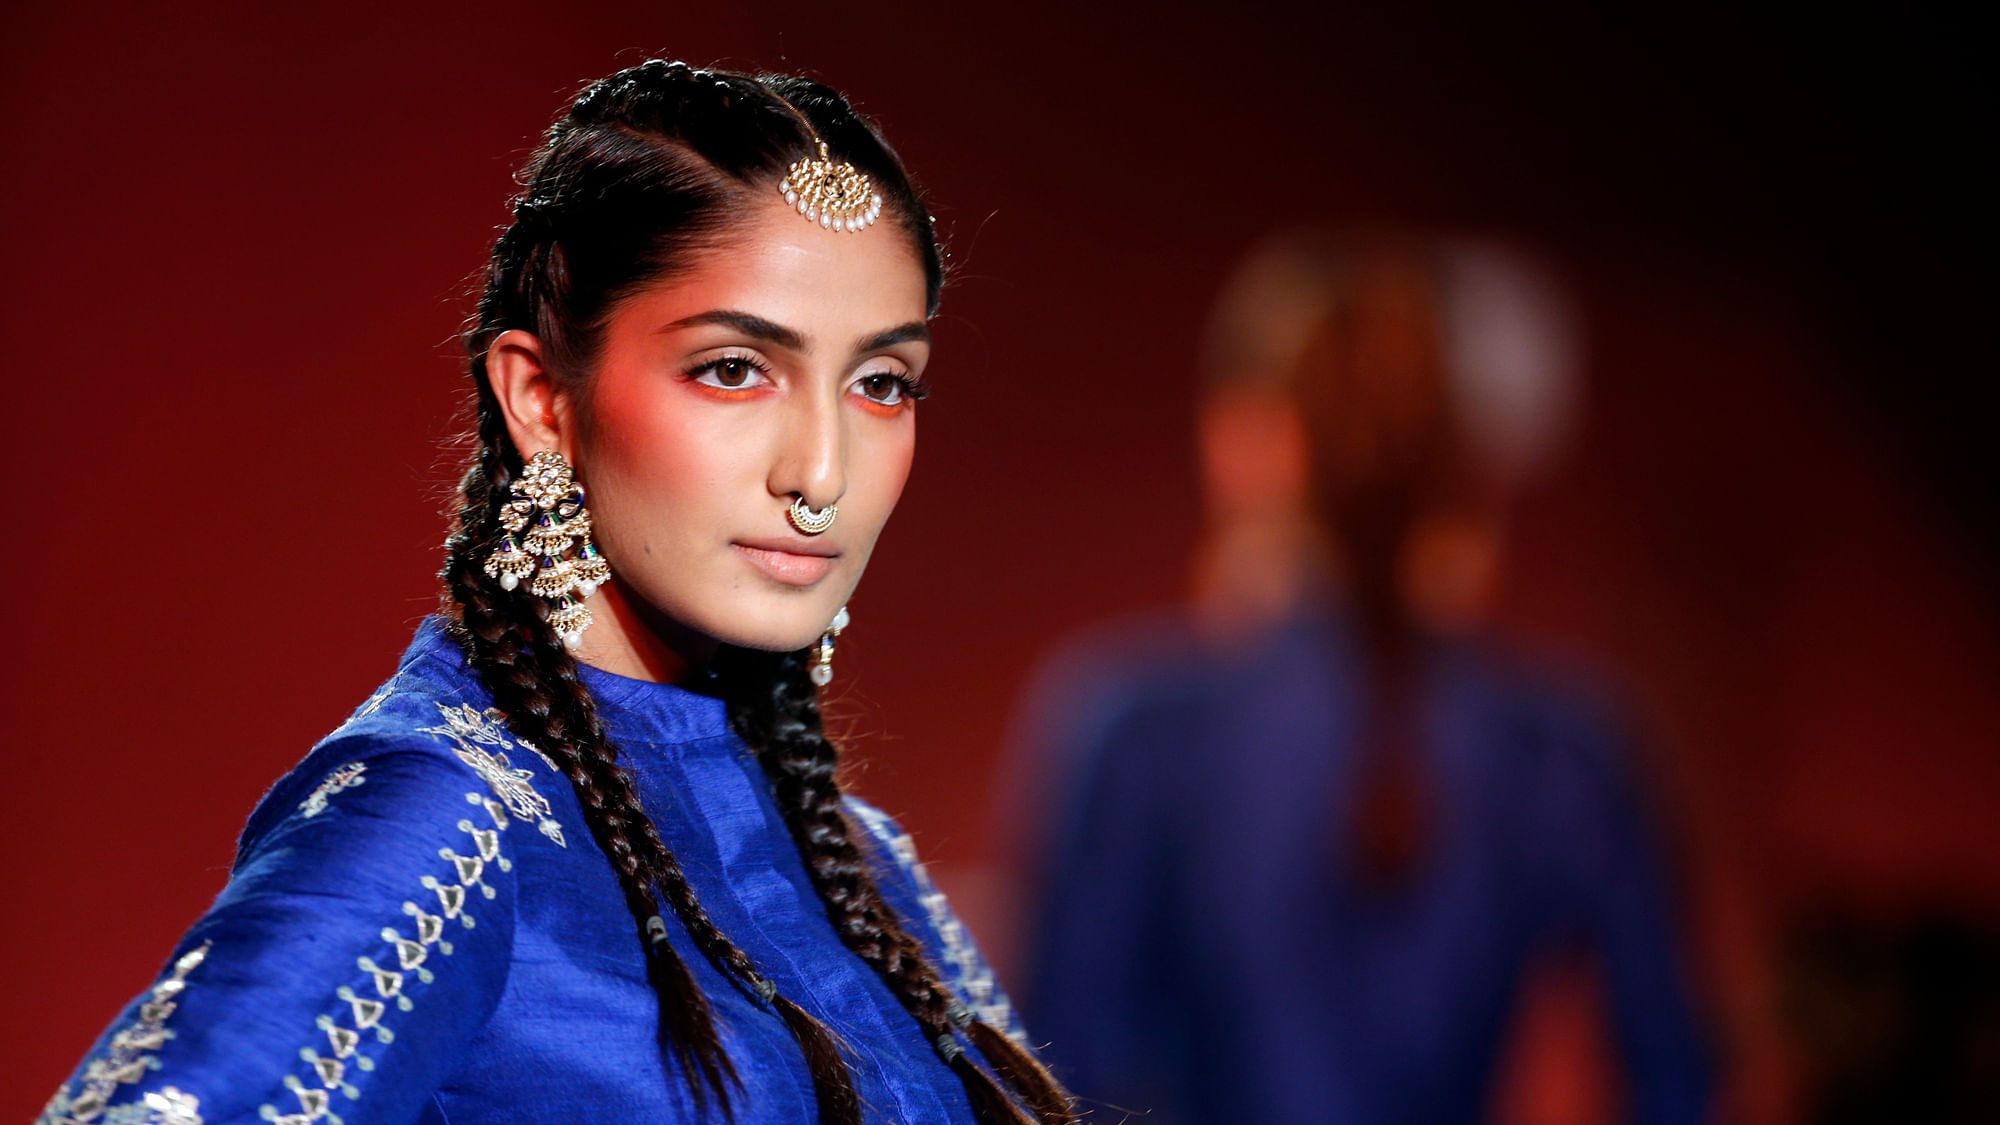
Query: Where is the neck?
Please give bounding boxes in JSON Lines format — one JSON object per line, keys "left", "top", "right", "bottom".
{"left": 567, "top": 579, "right": 717, "bottom": 684}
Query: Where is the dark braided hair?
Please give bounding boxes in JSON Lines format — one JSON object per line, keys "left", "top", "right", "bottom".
{"left": 722, "top": 647, "right": 1075, "bottom": 1125}
{"left": 440, "top": 59, "right": 1072, "bottom": 1124}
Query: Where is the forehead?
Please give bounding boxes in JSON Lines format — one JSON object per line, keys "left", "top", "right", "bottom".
{"left": 621, "top": 195, "right": 929, "bottom": 340}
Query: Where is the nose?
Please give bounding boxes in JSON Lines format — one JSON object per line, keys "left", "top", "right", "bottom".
{"left": 769, "top": 382, "right": 847, "bottom": 513}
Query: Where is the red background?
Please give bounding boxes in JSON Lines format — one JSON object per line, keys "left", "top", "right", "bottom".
{"left": 4, "top": 3, "right": 1992, "bottom": 1122}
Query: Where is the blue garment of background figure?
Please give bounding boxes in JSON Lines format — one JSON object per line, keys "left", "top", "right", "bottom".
{"left": 1020, "top": 609, "right": 1712, "bottom": 1125}
{"left": 42, "top": 619, "right": 1021, "bottom": 1125}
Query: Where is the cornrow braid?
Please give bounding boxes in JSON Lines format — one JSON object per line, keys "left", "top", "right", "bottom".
{"left": 723, "top": 649, "right": 1076, "bottom": 1125}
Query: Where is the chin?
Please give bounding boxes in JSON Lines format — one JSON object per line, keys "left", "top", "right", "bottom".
{"left": 684, "top": 594, "right": 839, "bottom": 655}
{"left": 716, "top": 623, "right": 824, "bottom": 654}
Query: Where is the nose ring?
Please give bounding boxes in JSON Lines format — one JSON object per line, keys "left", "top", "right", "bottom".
{"left": 788, "top": 496, "right": 837, "bottom": 535}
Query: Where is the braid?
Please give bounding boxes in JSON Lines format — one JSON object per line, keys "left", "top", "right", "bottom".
{"left": 444, "top": 380, "right": 862, "bottom": 1122}
{"left": 726, "top": 649, "right": 1075, "bottom": 1125}
{"left": 443, "top": 385, "right": 732, "bottom": 1113}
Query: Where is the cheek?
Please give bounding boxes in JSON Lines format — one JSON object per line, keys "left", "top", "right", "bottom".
{"left": 580, "top": 385, "right": 751, "bottom": 531}
{"left": 857, "top": 424, "right": 916, "bottom": 519}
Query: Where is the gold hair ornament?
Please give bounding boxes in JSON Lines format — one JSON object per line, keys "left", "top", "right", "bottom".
{"left": 779, "top": 142, "right": 883, "bottom": 233}
{"left": 484, "top": 450, "right": 613, "bottom": 650}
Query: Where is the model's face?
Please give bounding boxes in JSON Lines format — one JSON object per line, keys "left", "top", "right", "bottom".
{"left": 562, "top": 196, "right": 930, "bottom": 653}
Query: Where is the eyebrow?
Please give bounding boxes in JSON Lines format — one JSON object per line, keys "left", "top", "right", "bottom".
{"left": 664, "top": 309, "right": 804, "bottom": 351}
{"left": 663, "top": 309, "right": 930, "bottom": 356}
{"left": 855, "top": 322, "right": 931, "bottom": 353}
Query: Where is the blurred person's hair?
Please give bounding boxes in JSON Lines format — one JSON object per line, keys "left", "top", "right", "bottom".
{"left": 1196, "top": 227, "right": 1580, "bottom": 883}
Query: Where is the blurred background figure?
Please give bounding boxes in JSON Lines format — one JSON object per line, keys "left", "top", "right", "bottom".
{"left": 1015, "top": 228, "right": 1712, "bottom": 1124}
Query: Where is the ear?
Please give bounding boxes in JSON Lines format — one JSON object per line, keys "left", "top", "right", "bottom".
{"left": 486, "top": 329, "right": 575, "bottom": 457}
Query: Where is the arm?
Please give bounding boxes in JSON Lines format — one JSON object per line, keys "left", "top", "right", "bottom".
{"left": 1531, "top": 702, "right": 1714, "bottom": 1125}
{"left": 38, "top": 737, "right": 524, "bottom": 1125}
{"left": 1590, "top": 774, "right": 1714, "bottom": 1125}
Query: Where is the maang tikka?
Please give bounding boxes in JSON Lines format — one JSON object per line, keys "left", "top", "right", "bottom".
{"left": 810, "top": 605, "right": 850, "bottom": 686}
{"left": 771, "top": 91, "right": 882, "bottom": 235}
{"left": 779, "top": 142, "right": 883, "bottom": 233}
{"left": 483, "top": 450, "right": 612, "bottom": 651}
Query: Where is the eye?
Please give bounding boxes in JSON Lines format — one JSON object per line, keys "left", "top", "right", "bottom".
{"left": 853, "top": 371, "right": 929, "bottom": 407}
{"left": 688, "top": 354, "right": 771, "bottom": 390}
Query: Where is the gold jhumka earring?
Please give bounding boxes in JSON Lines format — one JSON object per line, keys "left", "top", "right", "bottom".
{"left": 483, "top": 450, "right": 612, "bottom": 650}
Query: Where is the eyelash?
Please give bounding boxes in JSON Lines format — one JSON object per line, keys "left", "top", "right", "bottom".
{"left": 856, "top": 371, "right": 932, "bottom": 406}
{"left": 685, "top": 354, "right": 931, "bottom": 406}
{"left": 685, "top": 353, "right": 771, "bottom": 389}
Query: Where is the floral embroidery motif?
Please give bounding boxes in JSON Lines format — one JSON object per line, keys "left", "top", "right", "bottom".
{"left": 258, "top": 791, "right": 513, "bottom": 1125}
{"left": 298, "top": 763, "right": 367, "bottom": 818}
{"left": 39, "top": 945, "right": 212, "bottom": 1125}
{"left": 132, "top": 1089, "right": 201, "bottom": 1125}
{"left": 847, "top": 803, "right": 1025, "bottom": 1041}
{"left": 418, "top": 703, "right": 565, "bottom": 846}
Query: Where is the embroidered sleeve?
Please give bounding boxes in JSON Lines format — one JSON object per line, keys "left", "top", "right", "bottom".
{"left": 40, "top": 728, "right": 547, "bottom": 1125}
{"left": 845, "top": 799, "right": 1027, "bottom": 1042}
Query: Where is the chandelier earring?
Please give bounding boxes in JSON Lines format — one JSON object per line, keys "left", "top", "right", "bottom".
{"left": 482, "top": 450, "right": 613, "bottom": 651}
{"left": 810, "top": 605, "right": 850, "bottom": 687}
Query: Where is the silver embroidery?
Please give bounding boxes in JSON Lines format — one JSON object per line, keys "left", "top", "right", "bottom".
{"left": 140, "top": 1089, "right": 201, "bottom": 1125}
{"left": 40, "top": 945, "right": 212, "bottom": 1125}
{"left": 418, "top": 703, "right": 566, "bottom": 846}
{"left": 258, "top": 792, "right": 511, "bottom": 1124}
{"left": 298, "top": 763, "right": 367, "bottom": 818}
{"left": 847, "top": 803, "right": 1025, "bottom": 1040}
{"left": 95, "top": 1090, "right": 201, "bottom": 1125}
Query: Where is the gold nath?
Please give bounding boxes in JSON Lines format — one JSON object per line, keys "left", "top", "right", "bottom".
{"left": 779, "top": 142, "right": 883, "bottom": 233}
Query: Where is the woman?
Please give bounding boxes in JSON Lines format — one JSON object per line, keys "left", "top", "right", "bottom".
{"left": 40, "top": 59, "right": 1070, "bottom": 1125}
{"left": 1017, "top": 229, "right": 1709, "bottom": 1124}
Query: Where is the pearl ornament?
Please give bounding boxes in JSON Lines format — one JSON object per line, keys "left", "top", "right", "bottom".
{"left": 777, "top": 141, "right": 882, "bottom": 233}
{"left": 810, "top": 604, "right": 849, "bottom": 688}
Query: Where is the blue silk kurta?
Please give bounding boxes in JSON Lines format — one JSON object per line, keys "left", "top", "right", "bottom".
{"left": 41, "top": 619, "right": 1019, "bottom": 1125}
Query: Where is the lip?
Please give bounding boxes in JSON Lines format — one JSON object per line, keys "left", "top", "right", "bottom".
{"left": 732, "top": 538, "right": 840, "bottom": 586}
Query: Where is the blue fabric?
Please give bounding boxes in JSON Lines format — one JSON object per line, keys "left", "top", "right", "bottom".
{"left": 1020, "top": 609, "right": 1713, "bottom": 1125}
{"left": 42, "top": 619, "right": 1014, "bottom": 1125}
